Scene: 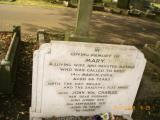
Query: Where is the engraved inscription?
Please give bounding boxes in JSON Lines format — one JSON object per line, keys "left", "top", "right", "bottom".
{"left": 46, "top": 47, "right": 136, "bottom": 112}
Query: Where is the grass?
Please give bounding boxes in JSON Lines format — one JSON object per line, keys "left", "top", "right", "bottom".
{"left": 0, "top": 0, "right": 64, "bottom": 8}
{"left": 152, "top": 3, "right": 160, "bottom": 8}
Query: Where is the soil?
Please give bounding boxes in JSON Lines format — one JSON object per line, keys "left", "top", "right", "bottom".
{"left": 0, "top": 32, "right": 13, "bottom": 61}
{"left": 0, "top": 33, "right": 38, "bottom": 120}
{"left": 0, "top": 32, "right": 159, "bottom": 120}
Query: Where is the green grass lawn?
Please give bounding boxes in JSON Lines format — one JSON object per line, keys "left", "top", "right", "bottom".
{"left": 0, "top": 0, "right": 64, "bottom": 8}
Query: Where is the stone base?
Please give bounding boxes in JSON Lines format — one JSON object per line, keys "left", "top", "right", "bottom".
{"left": 65, "top": 32, "right": 96, "bottom": 43}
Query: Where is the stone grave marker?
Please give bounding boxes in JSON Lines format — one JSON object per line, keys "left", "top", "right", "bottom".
{"left": 30, "top": 41, "right": 146, "bottom": 120}
{"left": 30, "top": 0, "right": 146, "bottom": 120}
{"left": 65, "top": 0, "right": 95, "bottom": 42}
{"left": 75, "top": 0, "right": 93, "bottom": 36}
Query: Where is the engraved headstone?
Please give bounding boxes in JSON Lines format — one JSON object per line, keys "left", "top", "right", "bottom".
{"left": 75, "top": 0, "right": 93, "bottom": 36}
{"left": 30, "top": 41, "right": 146, "bottom": 120}
{"left": 65, "top": 0, "right": 95, "bottom": 42}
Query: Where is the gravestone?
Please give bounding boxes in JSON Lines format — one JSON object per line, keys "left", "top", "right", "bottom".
{"left": 30, "top": 0, "right": 146, "bottom": 120}
{"left": 117, "top": 0, "right": 130, "bottom": 9}
{"left": 30, "top": 41, "right": 146, "bottom": 120}
{"left": 65, "top": 0, "right": 95, "bottom": 42}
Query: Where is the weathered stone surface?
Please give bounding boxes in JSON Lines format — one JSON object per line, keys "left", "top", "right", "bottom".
{"left": 30, "top": 41, "right": 146, "bottom": 120}
{"left": 75, "top": 0, "right": 93, "bottom": 36}
{"left": 117, "top": 0, "right": 130, "bottom": 9}
{"left": 65, "top": 0, "right": 94, "bottom": 42}
{"left": 37, "top": 29, "right": 45, "bottom": 45}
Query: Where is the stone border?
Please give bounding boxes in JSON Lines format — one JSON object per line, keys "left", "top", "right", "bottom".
{"left": 37, "top": 29, "right": 65, "bottom": 46}
{"left": 0, "top": 26, "right": 21, "bottom": 94}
